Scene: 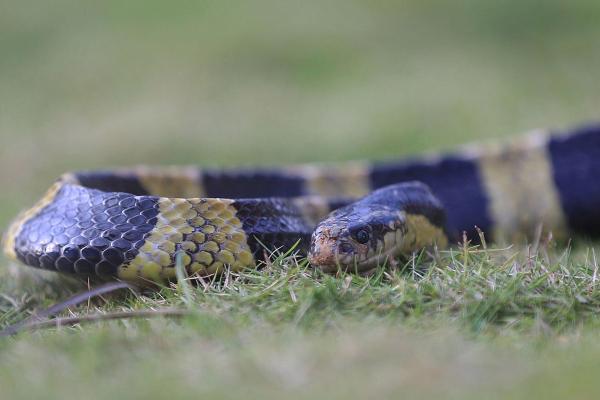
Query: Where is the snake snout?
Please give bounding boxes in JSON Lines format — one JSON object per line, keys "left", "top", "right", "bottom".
{"left": 308, "top": 225, "right": 356, "bottom": 272}
{"left": 307, "top": 228, "right": 337, "bottom": 270}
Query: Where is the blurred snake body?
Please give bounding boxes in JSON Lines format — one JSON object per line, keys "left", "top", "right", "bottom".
{"left": 4, "top": 124, "right": 600, "bottom": 283}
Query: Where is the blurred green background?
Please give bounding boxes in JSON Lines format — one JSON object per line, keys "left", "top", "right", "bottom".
{"left": 2, "top": 0, "right": 600, "bottom": 231}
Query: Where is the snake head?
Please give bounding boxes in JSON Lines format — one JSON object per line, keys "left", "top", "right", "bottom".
{"left": 307, "top": 182, "right": 447, "bottom": 272}
{"left": 307, "top": 204, "right": 407, "bottom": 272}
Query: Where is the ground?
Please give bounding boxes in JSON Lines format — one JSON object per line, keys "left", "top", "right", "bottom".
{"left": 2, "top": 0, "right": 600, "bottom": 398}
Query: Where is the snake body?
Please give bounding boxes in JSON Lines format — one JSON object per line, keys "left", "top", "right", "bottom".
{"left": 4, "top": 124, "right": 600, "bottom": 282}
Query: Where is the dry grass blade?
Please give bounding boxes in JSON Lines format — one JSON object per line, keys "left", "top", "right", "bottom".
{"left": 7, "top": 308, "right": 190, "bottom": 335}
{"left": 0, "top": 282, "right": 138, "bottom": 337}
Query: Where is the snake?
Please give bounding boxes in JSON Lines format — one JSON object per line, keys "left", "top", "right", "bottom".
{"left": 3, "top": 124, "right": 600, "bottom": 283}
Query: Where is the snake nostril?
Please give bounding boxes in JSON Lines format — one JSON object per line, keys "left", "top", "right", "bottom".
{"left": 338, "top": 242, "right": 354, "bottom": 254}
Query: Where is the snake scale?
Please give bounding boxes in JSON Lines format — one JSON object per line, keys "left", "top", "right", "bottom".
{"left": 3, "top": 124, "right": 600, "bottom": 283}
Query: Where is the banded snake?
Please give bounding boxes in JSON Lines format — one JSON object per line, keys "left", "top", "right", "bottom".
{"left": 4, "top": 124, "right": 600, "bottom": 283}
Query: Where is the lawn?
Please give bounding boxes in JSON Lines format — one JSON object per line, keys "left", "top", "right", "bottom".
{"left": 2, "top": 0, "right": 600, "bottom": 398}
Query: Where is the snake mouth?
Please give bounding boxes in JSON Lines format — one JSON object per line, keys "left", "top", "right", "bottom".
{"left": 308, "top": 246, "right": 399, "bottom": 273}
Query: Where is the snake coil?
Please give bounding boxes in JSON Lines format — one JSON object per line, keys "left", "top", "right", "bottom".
{"left": 4, "top": 124, "right": 600, "bottom": 282}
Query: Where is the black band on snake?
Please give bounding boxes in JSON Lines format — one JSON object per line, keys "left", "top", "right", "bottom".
{"left": 4, "top": 124, "right": 600, "bottom": 283}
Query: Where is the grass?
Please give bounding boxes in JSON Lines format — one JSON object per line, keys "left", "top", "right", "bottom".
{"left": 3, "top": 240, "right": 600, "bottom": 398}
{"left": 3, "top": 0, "right": 600, "bottom": 398}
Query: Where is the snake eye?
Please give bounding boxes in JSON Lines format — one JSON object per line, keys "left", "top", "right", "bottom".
{"left": 354, "top": 229, "right": 370, "bottom": 244}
